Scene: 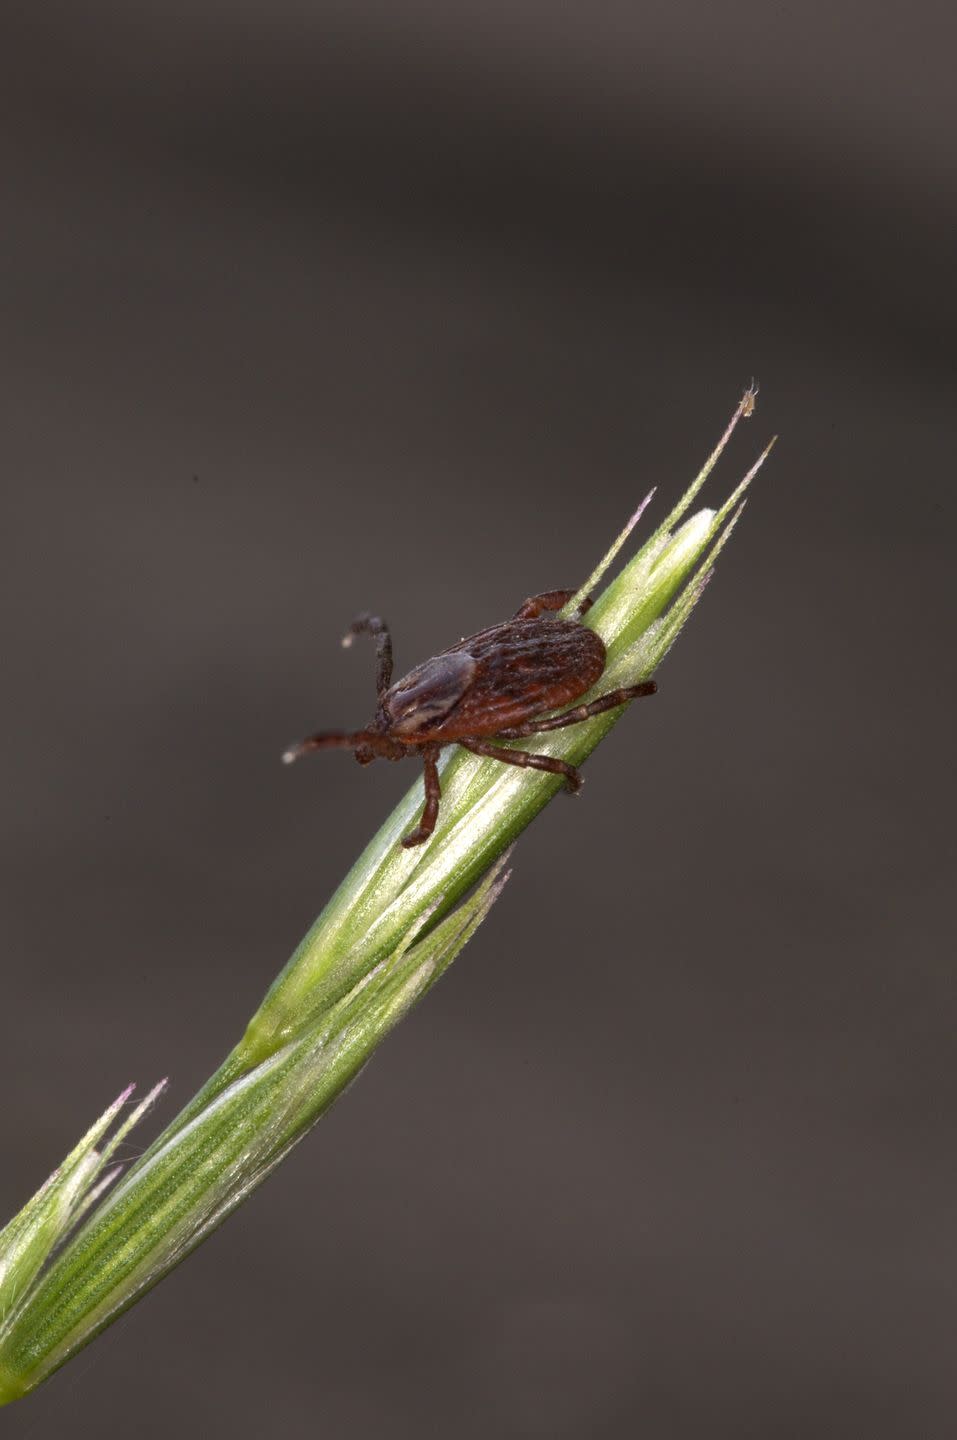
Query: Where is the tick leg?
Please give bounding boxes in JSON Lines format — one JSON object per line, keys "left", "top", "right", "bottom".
{"left": 343, "top": 613, "right": 394, "bottom": 696}
{"left": 401, "top": 744, "right": 442, "bottom": 847}
{"left": 459, "top": 738, "right": 582, "bottom": 793}
{"left": 513, "top": 590, "right": 594, "bottom": 620}
{"left": 282, "top": 729, "right": 371, "bottom": 763}
{"left": 495, "top": 680, "right": 657, "bottom": 738}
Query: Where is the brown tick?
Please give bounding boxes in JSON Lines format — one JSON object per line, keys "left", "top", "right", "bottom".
{"left": 283, "top": 589, "right": 656, "bottom": 847}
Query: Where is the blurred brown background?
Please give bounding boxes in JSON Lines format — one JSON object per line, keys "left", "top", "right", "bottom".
{"left": 1, "top": 2, "right": 954, "bottom": 1436}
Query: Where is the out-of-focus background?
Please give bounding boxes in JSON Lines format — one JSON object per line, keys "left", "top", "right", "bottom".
{"left": 1, "top": 3, "right": 954, "bottom": 1435}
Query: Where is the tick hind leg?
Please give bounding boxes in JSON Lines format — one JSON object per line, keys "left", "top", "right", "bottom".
{"left": 343, "top": 613, "right": 394, "bottom": 697}
{"left": 459, "top": 738, "right": 582, "bottom": 792}
{"left": 513, "top": 589, "right": 594, "bottom": 621}
{"left": 401, "top": 744, "right": 442, "bottom": 848}
{"left": 496, "top": 680, "right": 657, "bottom": 739}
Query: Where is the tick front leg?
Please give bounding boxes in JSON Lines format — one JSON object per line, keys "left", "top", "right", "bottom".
{"left": 496, "top": 680, "right": 657, "bottom": 738}
{"left": 401, "top": 744, "right": 442, "bottom": 847}
{"left": 459, "top": 738, "right": 582, "bottom": 792}
{"left": 513, "top": 590, "right": 594, "bottom": 620}
{"left": 342, "top": 613, "right": 394, "bottom": 697}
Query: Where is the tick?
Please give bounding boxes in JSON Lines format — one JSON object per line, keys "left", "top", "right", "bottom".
{"left": 283, "top": 588, "right": 656, "bottom": 847}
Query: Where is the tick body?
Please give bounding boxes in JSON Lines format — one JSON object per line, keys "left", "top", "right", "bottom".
{"left": 283, "top": 589, "right": 656, "bottom": 847}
